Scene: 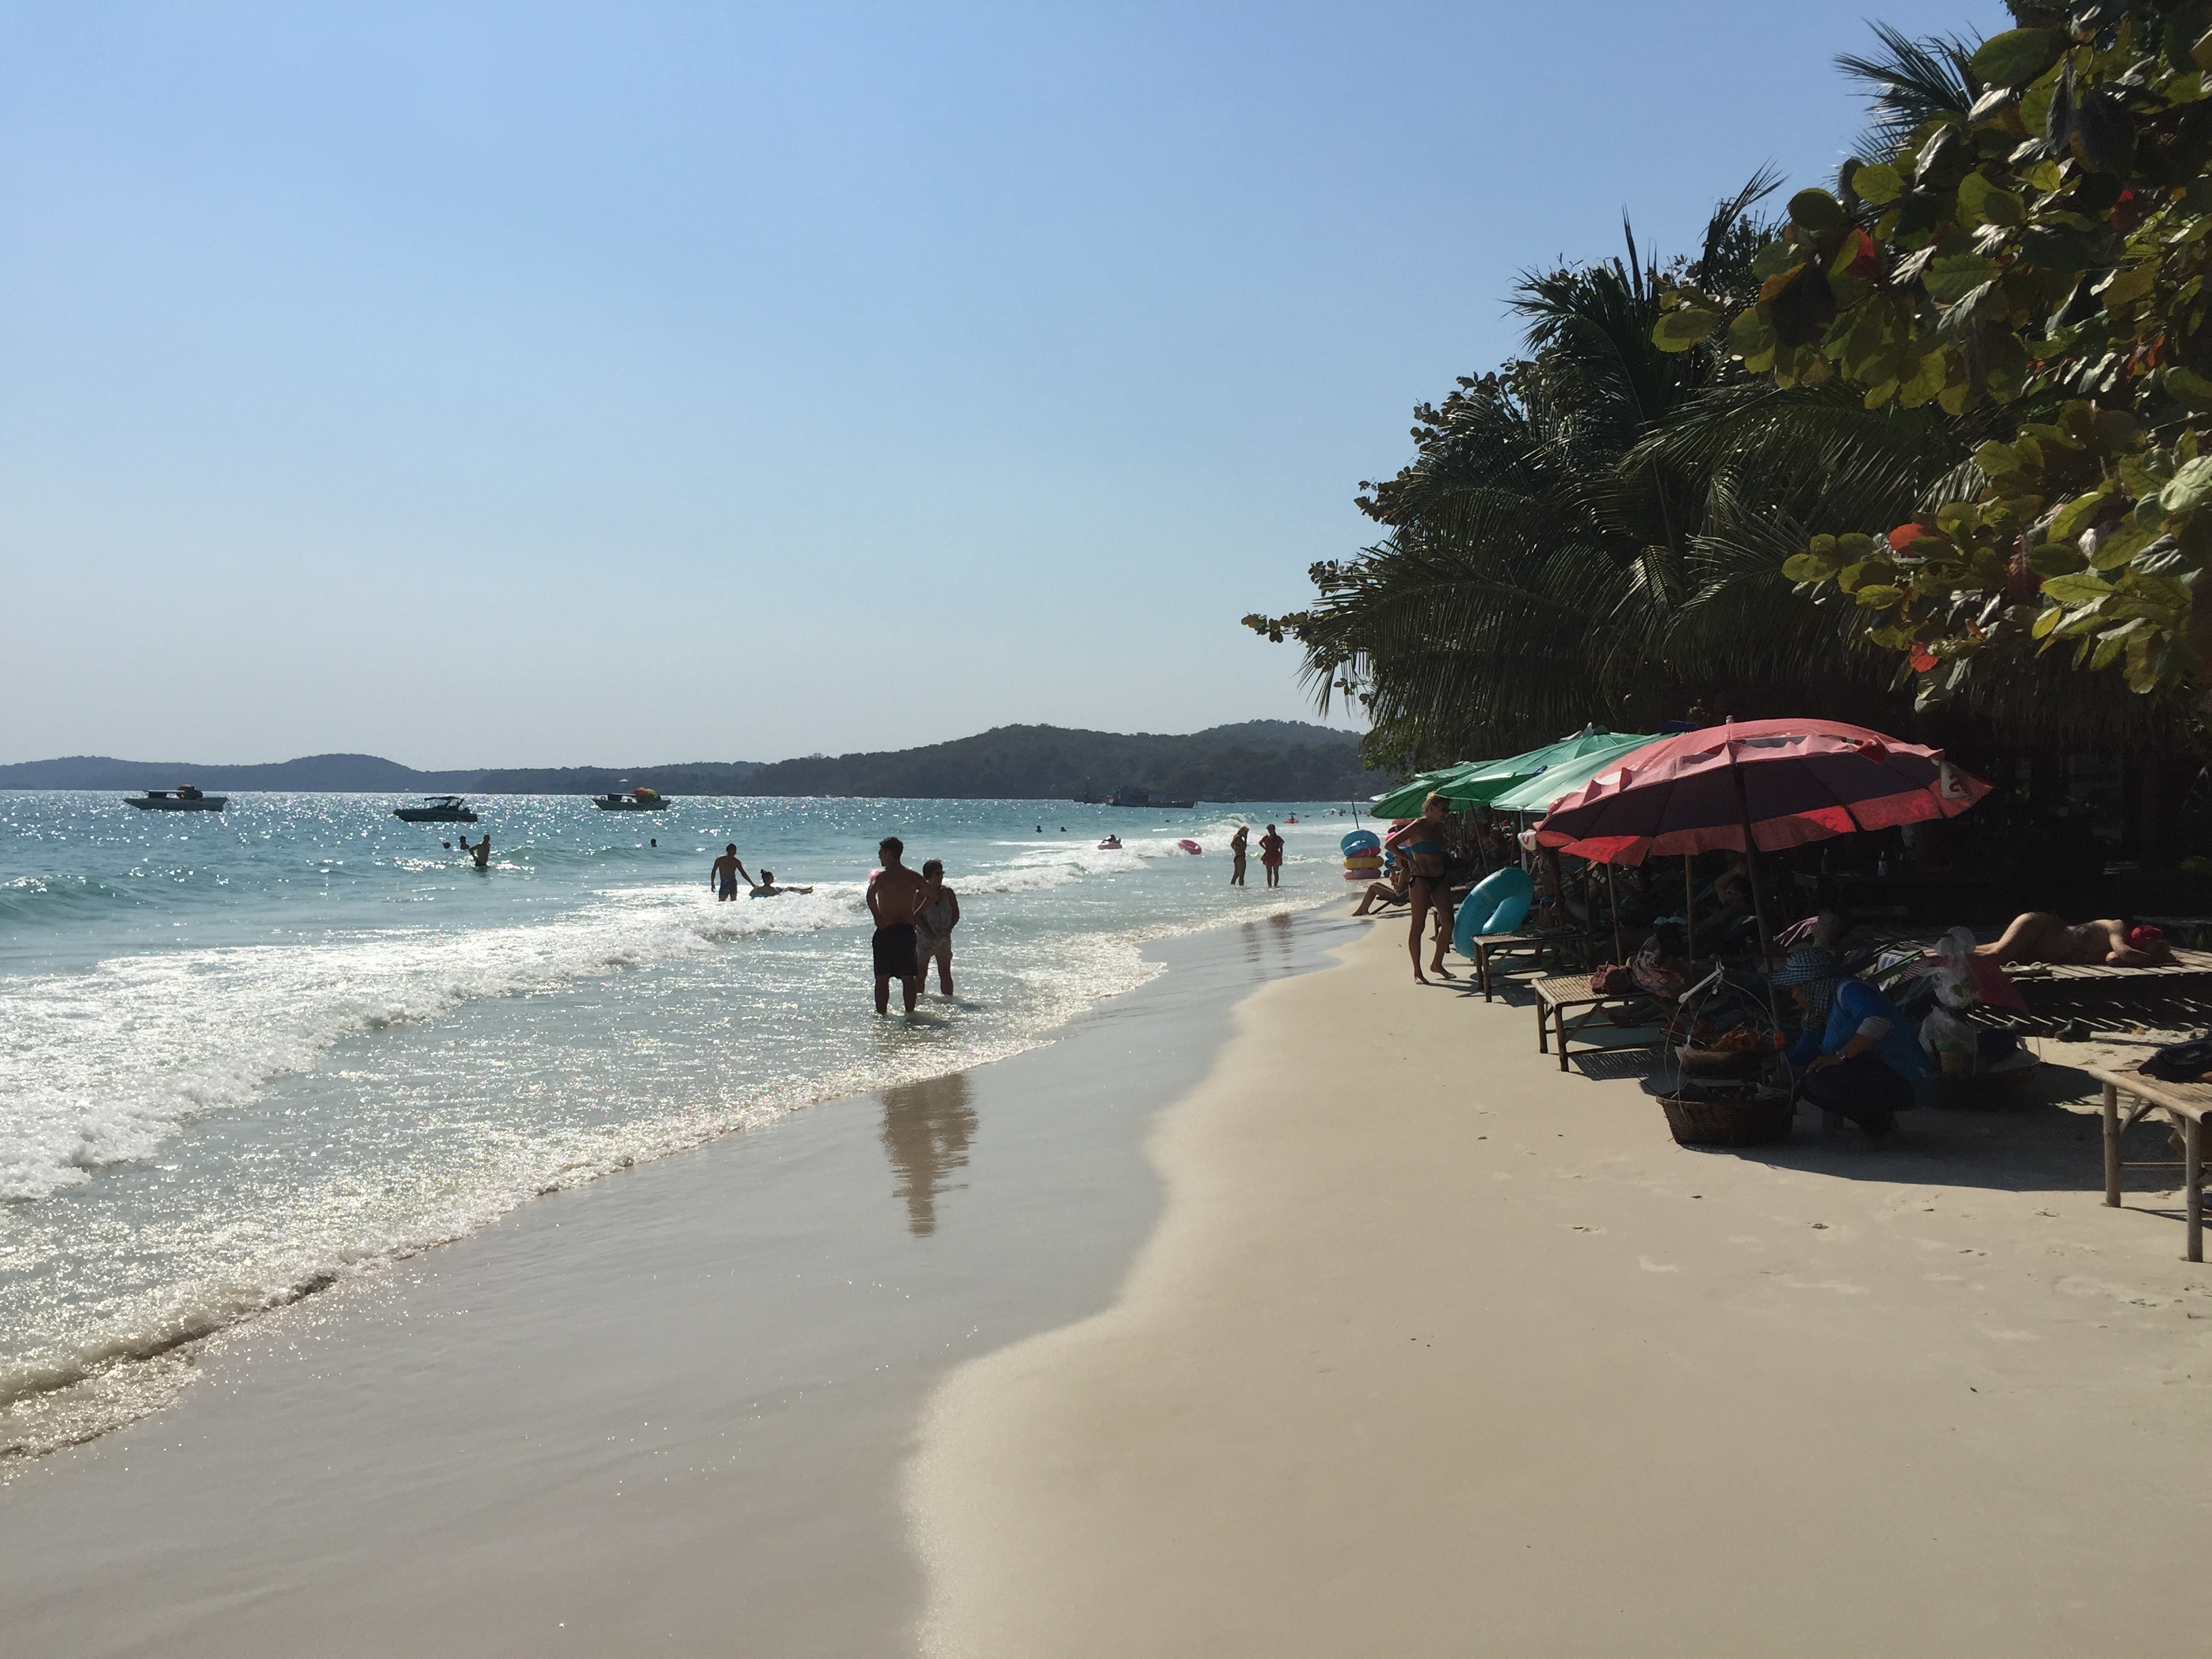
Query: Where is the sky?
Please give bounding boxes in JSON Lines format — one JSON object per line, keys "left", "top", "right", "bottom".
{"left": 0, "top": 1, "right": 2009, "bottom": 769}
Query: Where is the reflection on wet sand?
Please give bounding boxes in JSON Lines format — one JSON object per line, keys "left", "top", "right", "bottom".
{"left": 880, "top": 1071, "right": 977, "bottom": 1236}
{"left": 1240, "top": 910, "right": 1298, "bottom": 977}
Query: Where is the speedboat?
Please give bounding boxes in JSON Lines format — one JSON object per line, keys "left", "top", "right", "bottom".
{"left": 392, "top": 795, "right": 479, "bottom": 823}
{"left": 592, "top": 787, "right": 670, "bottom": 811}
{"left": 125, "top": 785, "right": 227, "bottom": 812}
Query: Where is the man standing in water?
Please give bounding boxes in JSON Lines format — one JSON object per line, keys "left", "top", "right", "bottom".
{"left": 867, "top": 836, "right": 929, "bottom": 1015}
{"left": 914, "top": 859, "right": 961, "bottom": 996}
{"left": 1229, "top": 824, "right": 1249, "bottom": 886}
{"left": 1258, "top": 823, "right": 1285, "bottom": 888}
{"left": 459, "top": 834, "right": 491, "bottom": 869}
{"left": 710, "top": 844, "right": 752, "bottom": 902}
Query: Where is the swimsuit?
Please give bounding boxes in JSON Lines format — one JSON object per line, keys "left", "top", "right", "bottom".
{"left": 718, "top": 874, "right": 738, "bottom": 899}
{"left": 873, "top": 924, "right": 919, "bottom": 979}
{"left": 915, "top": 895, "right": 956, "bottom": 968}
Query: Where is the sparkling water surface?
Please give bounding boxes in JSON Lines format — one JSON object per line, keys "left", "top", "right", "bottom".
{"left": 0, "top": 792, "right": 1352, "bottom": 1450}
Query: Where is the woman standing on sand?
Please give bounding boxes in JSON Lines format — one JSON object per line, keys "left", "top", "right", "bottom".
{"left": 1229, "top": 825, "right": 1248, "bottom": 886}
{"left": 1383, "top": 794, "right": 1456, "bottom": 985}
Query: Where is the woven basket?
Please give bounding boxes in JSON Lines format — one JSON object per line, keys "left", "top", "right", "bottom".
{"left": 1658, "top": 1087, "right": 1795, "bottom": 1147}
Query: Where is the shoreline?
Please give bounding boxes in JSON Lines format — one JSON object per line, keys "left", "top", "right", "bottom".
{"left": 911, "top": 920, "right": 2212, "bottom": 1657}
{"left": 0, "top": 874, "right": 1340, "bottom": 1467}
{"left": 0, "top": 908, "right": 1357, "bottom": 1656}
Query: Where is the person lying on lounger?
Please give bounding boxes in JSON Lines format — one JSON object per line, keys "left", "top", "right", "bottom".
{"left": 1973, "top": 914, "right": 2175, "bottom": 968}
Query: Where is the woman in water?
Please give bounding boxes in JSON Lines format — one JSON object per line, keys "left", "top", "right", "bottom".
{"left": 1382, "top": 792, "right": 1456, "bottom": 984}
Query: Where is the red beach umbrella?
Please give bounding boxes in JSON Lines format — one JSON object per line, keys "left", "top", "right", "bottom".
{"left": 1533, "top": 718, "right": 1989, "bottom": 867}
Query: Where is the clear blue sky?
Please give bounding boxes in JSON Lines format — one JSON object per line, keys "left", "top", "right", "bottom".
{"left": 0, "top": 1, "right": 2007, "bottom": 768}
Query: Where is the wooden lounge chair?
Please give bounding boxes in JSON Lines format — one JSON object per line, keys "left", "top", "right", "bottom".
{"left": 1469, "top": 926, "right": 1593, "bottom": 1002}
{"left": 1532, "top": 972, "right": 1667, "bottom": 1073}
{"left": 2093, "top": 1059, "right": 2212, "bottom": 1261}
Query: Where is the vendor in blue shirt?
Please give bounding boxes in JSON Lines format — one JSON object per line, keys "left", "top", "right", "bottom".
{"left": 1771, "top": 946, "right": 1931, "bottom": 1140}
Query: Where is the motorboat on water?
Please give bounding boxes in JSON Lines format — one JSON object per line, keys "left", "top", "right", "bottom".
{"left": 125, "top": 785, "right": 227, "bottom": 812}
{"left": 392, "top": 795, "right": 479, "bottom": 823}
{"left": 592, "top": 787, "right": 670, "bottom": 811}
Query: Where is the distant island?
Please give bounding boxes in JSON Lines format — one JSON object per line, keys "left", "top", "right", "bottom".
{"left": 0, "top": 721, "right": 1380, "bottom": 803}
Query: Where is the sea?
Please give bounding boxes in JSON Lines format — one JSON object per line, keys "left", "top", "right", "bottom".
{"left": 0, "top": 792, "right": 1350, "bottom": 1460}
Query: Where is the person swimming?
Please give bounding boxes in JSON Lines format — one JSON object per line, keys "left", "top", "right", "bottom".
{"left": 748, "top": 868, "right": 813, "bottom": 897}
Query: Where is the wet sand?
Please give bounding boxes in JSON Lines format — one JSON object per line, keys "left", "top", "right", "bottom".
{"left": 0, "top": 909, "right": 1355, "bottom": 1658}
{"left": 912, "top": 920, "right": 2212, "bottom": 1657}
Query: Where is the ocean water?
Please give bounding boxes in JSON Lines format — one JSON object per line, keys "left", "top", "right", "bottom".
{"left": 0, "top": 792, "right": 1351, "bottom": 1459}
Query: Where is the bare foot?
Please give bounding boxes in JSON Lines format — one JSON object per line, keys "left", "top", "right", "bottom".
{"left": 1430, "top": 966, "right": 1457, "bottom": 980}
{"left": 1413, "top": 971, "right": 1431, "bottom": 985}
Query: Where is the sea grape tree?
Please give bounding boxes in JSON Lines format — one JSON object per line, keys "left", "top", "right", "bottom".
{"left": 1654, "top": 1, "right": 2212, "bottom": 699}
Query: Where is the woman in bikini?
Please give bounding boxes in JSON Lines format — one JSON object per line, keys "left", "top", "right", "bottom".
{"left": 1382, "top": 792, "right": 1457, "bottom": 985}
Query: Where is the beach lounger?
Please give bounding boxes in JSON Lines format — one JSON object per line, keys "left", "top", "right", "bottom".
{"left": 1470, "top": 928, "right": 1592, "bottom": 1002}
{"left": 2093, "top": 1062, "right": 2212, "bottom": 1261}
{"left": 1532, "top": 972, "right": 1665, "bottom": 1073}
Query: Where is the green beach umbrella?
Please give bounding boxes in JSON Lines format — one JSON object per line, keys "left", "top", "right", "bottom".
{"left": 1368, "top": 762, "right": 1487, "bottom": 820}
{"left": 1433, "top": 725, "right": 1650, "bottom": 808}
{"left": 1484, "top": 729, "right": 1658, "bottom": 814}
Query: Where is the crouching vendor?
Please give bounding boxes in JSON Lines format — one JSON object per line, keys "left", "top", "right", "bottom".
{"left": 1771, "top": 946, "right": 1930, "bottom": 1141}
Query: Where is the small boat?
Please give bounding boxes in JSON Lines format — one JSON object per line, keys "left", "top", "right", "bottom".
{"left": 392, "top": 795, "right": 479, "bottom": 824}
{"left": 593, "top": 787, "right": 670, "bottom": 811}
{"left": 1098, "top": 835, "right": 1123, "bottom": 850}
{"left": 125, "top": 785, "right": 227, "bottom": 812}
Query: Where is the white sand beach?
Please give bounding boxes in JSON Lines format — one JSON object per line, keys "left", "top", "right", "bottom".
{"left": 912, "top": 920, "right": 2212, "bottom": 1657}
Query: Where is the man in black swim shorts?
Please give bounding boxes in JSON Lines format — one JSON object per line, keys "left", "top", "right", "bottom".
{"left": 866, "top": 835, "right": 928, "bottom": 1015}
{"left": 710, "top": 844, "right": 751, "bottom": 901}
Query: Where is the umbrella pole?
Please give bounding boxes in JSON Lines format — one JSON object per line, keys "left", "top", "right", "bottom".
{"left": 1724, "top": 761, "right": 1786, "bottom": 1033}
{"left": 1683, "top": 855, "right": 1696, "bottom": 959}
{"left": 1605, "top": 861, "right": 1624, "bottom": 963}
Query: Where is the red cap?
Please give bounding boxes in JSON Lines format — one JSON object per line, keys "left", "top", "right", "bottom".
{"left": 2129, "top": 924, "right": 2167, "bottom": 950}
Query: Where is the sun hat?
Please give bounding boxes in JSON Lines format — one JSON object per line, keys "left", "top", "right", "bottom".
{"left": 1769, "top": 945, "right": 1844, "bottom": 1021}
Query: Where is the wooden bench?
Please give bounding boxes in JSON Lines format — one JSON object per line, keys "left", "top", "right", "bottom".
{"left": 1469, "top": 928, "right": 1591, "bottom": 1002}
{"left": 2093, "top": 1063, "right": 2212, "bottom": 1261}
{"left": 1532, "top": 972, "right": 1666, "bottom": 1073}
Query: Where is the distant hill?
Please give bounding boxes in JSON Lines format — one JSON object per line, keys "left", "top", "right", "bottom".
{"left": 730, "top": 721, "right": 1378, "bottom": 801}
{"left": 0, "top": 754, "right": 765, "bottom": 795}
{"left": 0, "top": 722, "right": 1377, "bottom": 801}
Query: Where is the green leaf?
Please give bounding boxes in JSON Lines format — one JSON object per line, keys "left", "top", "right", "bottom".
{"left": 1923, "top": 251, "right": 2001, "bottom": 303}
{"left": 1835, "top": 533, "right": 1877, "bottom": 558}
{"left": 1971, "top": 28, "right": 2062, "bottom": 88}
{"left": 1851, "top": 162, "right": 1904, "bottom": 205}
{"left": 1853, "top": 583, "right": 1905, "bottom": 609}
{"left": 2158, "top": 454, "right": 2212, "bottom": 515}
{"left": 2164, "top": 365, "right": 2212, "bottom": 407}
{"left": 1866, "top": 624, "right": 1914, "bottom": 649}
{"left": 1956, "top": 171, "right": 2026, "bottom": 228}
{"left": 1725, "top": 308, "right": 1777, "bottom": 367}
{"left": 1898, "top": 350, "right": 1949, "bottom": 408}
{"left": 1974, "top": 438, "right": 2022, "bottom": 476}
{"left": 1652, "top": 308, "right": 1719, "bottom": 351}
{"left": 1782, "top": 552, "right": 1839, "bottom": 582}
{"left": 2030, "top": 604, "right": 2064, "bottom": 639}
{"left": 1837, "top": 558, "right": 1892, "bottom": 593}
{"left": 2048, "top": 487, "right": 2110, "bottom": 542}
{"left": 2087, "top": 525, "right": 2153, "bottom": 571}
{"left": 2097, "top": 262, "right": 2159, "bottom": 306}
{"left": 2042, "top": 571, "right": 2116, "bottom": 605}
{"left": 1788, "top": 188, "right": 1846, "bottom": 235}
{"left": 2029, "top": 537, "right": 2087, "bottom": 576}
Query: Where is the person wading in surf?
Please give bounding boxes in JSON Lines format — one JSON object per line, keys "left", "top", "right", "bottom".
{"left": 867, "top": 836, "right": 929, "bottom": 1015}
{"left": 710, "top": 844, "right": 752, "bottom": 901}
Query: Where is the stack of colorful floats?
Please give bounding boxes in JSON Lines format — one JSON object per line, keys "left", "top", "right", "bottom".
{"left": 1341, "top": 827, "right": 1384, "bottom": 882}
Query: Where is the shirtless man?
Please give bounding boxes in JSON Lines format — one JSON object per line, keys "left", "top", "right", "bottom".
{"left": 459, "top": 834, "right": 491, "bottom": 870}
{"left": 710, "top": 844, "right": 752, "bottom": 902}
{"left": 866, "top": 836, "right": 929, "bottom": 1015}
{"left": 1976, "top": 914, "right": 2175, "bottom": 968}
